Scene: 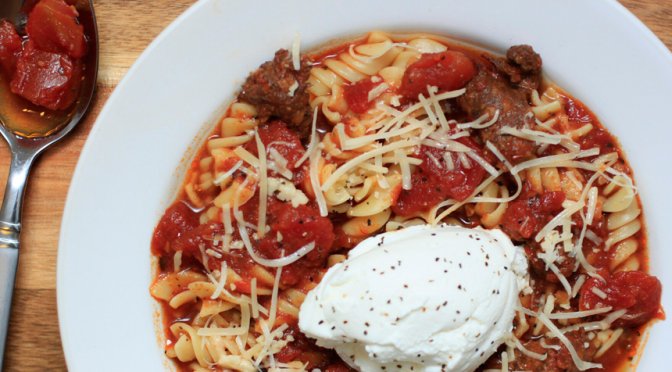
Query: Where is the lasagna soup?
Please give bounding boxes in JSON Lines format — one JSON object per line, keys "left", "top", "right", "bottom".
{"left": 150, "top": 32, "right": 663, "bottom": 372}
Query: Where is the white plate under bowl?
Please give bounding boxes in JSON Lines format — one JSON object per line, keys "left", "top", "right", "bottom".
{"left": 57, "top": 0, "right": 672, "bottom": 370}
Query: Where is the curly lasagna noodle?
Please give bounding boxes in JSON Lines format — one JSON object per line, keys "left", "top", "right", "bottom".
{"left": 150, "top": 32, "right": 663, "bottom": 372}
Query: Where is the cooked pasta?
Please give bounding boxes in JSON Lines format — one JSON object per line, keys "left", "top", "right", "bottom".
{"left": 150, "top": 31, "right": 661, "bottom": 372}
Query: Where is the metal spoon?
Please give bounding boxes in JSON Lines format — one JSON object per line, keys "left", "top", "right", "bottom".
{"left": 0, "top": 0, "right": 98, "bottom": 368}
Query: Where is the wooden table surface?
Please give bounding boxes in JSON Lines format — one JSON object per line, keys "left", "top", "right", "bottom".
{"left": 1, "top": 0, "right": 670, "bottom": 370}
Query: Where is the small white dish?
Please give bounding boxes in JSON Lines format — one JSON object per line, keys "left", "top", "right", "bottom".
{"left": 58, "top": 0, "right": 672, "bottom": 370}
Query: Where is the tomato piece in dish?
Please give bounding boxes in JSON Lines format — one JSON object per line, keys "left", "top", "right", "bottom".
{"left": 10, "top": 40, "right": 82, "bottom": 110}
{"left": 151, "top": 201, "right": 203, "bottom": 256}
{"left": 26, "top": 0, "right": 87, "bottom": 58}
{"left": 399, "top": 51, "right": 475, "bottom": 100}
{"left": 343, "top": 75, "right": 384, "bottom": 114}
{"left": 501, "top": 188, "right": 566, "bottom": 240}
{"left": 580, "top": 271, "right": 663, "bottom": 328}
{"left": 393, "top": 137, "right": 488, "bottom": 216}
{"left": 244, "top": 121, "right": 306, "bottom": 173}
{"left": 254, "top": 199, "right": 335, "bottom": 264}
{"left": 0, "top": 20, "right": 22, "bottom": 75}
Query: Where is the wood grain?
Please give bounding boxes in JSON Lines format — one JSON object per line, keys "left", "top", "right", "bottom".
{"left": 0, "top": 0, "right": 669, "bottom": 370}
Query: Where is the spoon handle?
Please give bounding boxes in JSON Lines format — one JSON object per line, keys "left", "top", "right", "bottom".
{"left": 0, "top": 246, "right": 18, "bottom": 369}
{"left": 0, "top": 146, "right": 38, "bottom": 370}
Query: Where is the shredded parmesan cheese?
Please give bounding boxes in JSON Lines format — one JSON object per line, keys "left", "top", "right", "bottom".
{"left": 268, "top": 263, "right": 283, "bottom": 330}
{"left": 239, "top": 222, "right": 316, "bottom": 267}
{"left": 547, "top": 306, "right": 612, "bottom": 319}
{"left": 585, "top": 187, "right": 598, "bottom": 225}
{"left": 540, "top": 338, "right": 561, "bottom": 350}
{"left": 425, "top": 151, "right": 442, "bottom": 169}
{"left": 287, "top": 81, "right": 299, "bottom": 97}
{"left": 591, "top": 287, "right": 608, "bottom": 299}
{"left": 443, "top": 152, "right": 455, "bottom": 170}
{"left": 321, "top": 140, "right": 417, "bottom": 192}
{"left": 310, "top": 151, "right": 328, "bottom": 217}
{"left": 457, "top": 110, "right": 499, "bottom": 129}
{"left": 585, "top": 229, "right": 603, "bottom": 246}
{"left": 368, "top": 83, "right": 389, "bottom": 102}
{"left": 395, "top": 149, "right": 412, "bottom": 190}
{"left": 500, "top": 126, "right": 571, "bottom": 145}
{"left": 595, "top": 328, "right": 624, "bottom": 358}
{"left": 234, "top": 147, "right": 261, "bottom": 168}
{"left": 466, "top": 151, "right": 498, "bottom": 176}
{"left": 214, "top": 160, "right": 244, "bottom": 185}
{"left": 256, "top": 132, "right": 268, "bottom": 237}
{"left": 572, "top": 275, "right": 586, "bottom": 298}
{"left": 535, "top": 200, "right": 585, "bottom": 243}
{"left": 211, "top": 261, "right": 229, "bottom": 299}
{"left": 510, "top": 335, "right": 547, "bottom": 361}
{"left": 550, "top": 264, "right": 572, "bottom": 296}
{"left": 292, "top": 31, "right": 301, "bottom": 71}
{"left": 267, "top": 148, "right": 293, "bottom": 180}
{"left": 267, "top": 178, "right": 309, "bottom": 207}
{"left": 251, "top": 278, "right": 260, "bottom": 319}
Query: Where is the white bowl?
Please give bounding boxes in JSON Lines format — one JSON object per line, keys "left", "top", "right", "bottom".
{"left": 58, "top": 0, "right": 672, "bottom": 370}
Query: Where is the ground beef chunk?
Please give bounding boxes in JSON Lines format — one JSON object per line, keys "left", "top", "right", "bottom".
{"left": 508, "top": 45, "right": 542, "bottom": 74}
{"left": 238, "top": 49, "right": 312, "bottom": 138}
{"left": 457, "top": 69, "right": 536, "bottom": 163}
{"left": 457, "top": 45, "right": 543, "bottom": 163}
{"left": 484, "top": 44, "right": 542, "bottom": 91}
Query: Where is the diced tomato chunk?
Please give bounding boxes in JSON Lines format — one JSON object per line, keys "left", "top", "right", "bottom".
{"left": 562, "top": 94, "right": 594, "bottom": 123}
{"left": 399, "top": 51, "right": 475, "bottom": 101}
{"left": 230, "top": 279, "right": 252, "bottom": 293}
{"left": 539, "top": 191, "right": 566, "bottom": 212}
{"left": 151, "top": 201, "right": 202, "bottom": 256}
{"left": 501, "top": 180, "right": 566, "bottom": 240}
{"left": 579, "top": 126, "right": 614, "bottom": 154}
{"left": 257, "top": 201, "right": 335, "bottom": 262}
{"left": 244, "top": 121, "right": 306, "bottom": 173}
{"left": 26, "top": 0, "right": 87, "bottom": 58}
{"left": 0, "top": 20, "right": 22, "bottom": 75}
{"left": 393, "top": 137, "right": 488, "bottom": 216}
{"left": 580, "top": 271, "right": 662, "bottom": 328}
{"left": 10, "top": 40, "right": 81, "bottom": 110}
{"left": 239, "top": 195, "right": 335, "bottom": 286}
{"left": 275, "top": 343, "right": 302, "bottom": 364}
{"left": 343, "top": 75, "right": 384, "bottom": 114}
{"left": 502, "top": 203, "right": 537, "bottom": 239}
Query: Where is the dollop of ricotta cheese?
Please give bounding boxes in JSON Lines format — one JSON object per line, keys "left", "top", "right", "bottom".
{"left": 298, "top": 225, "right": 529, "bottom": 372}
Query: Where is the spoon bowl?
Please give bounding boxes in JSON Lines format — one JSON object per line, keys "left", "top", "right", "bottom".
{"left": 0, "top": 0, "right": 98, "bottom": 369}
